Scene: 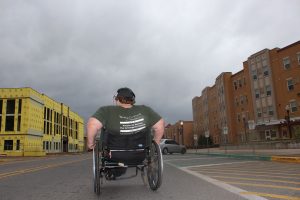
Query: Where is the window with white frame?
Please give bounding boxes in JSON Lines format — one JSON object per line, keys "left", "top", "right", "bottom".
{"left": 266, "top": 85, "right": 271, "bottom": 96}
{"left": 240, "top": 95, "right": 244, "bottom": 104}
{"left": 255, "top": 89, "right": 260, "bottom": 99}
{"left": 268, "top": 106, "right": 274, "bottom": 116}
{"left": 283, "top": 57, "right": 291, "bottom": 69}
{"left": 257, "top": 108, "right": 262, "bottom": 118}
{"left": 252, "top": 69, "right": 257, "bottom": 80}
{"left": 287, "top": 79, "right": 294, "bottom": 91}
{"left": 233, "top": 81, "right": 237, "bottom": 90}
{"left": 290, "top": 101, "right": 298, "bottom": 112}
{"left": 263, "top": 65, "right": 269, "bottom": 76}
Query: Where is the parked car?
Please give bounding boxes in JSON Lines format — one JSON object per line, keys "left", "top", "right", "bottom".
{"left": 159, "top": 139, "right": 186, "bottom": 154}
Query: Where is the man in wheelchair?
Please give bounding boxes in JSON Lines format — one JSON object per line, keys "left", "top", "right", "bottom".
{"left": 87, "top": 87, "right": 164, "bottom": 185}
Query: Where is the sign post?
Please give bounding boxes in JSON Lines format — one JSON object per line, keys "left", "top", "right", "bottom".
{"left": 223, "top": 127, "right": 228, "bottom": 154}
{"left": 205, "top": 131, "right": 210, "bottom": 153}
{"left": 193, "top": 134, "right": 198, "bottom": 153}
{"left": 248, "top": 120, "right": 256, "bottom": 154}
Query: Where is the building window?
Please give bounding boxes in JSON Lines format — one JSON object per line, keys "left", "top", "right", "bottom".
{"left": 0, "top": 99, "right": 2, "bottom": 114}
{"left": 252, "top": 69, "right": 257, "bottom": 80}
{"left": 290, "top": 101, "right": 298, "bottom": 112}
{"left": 297, "top": 52, "right": 300, "bottom": 65}
{"left": 18, "top": 99, "right": 22, "bottom": 114}
{"left": 235, "top": 97, "right": 239, "bottom": 106}
{"left": 233, "top": 81, "right": 237, "bottom": 90}
{"left": 0, "top": 99, "right": 2, "bottom": 131}
{"left": 237, "top": 114, "right": 241, "bottom": 122}
{"left": 257, "top": 108, "right": 262, "bottom": 118}
{"left": 240, "top": 95, "right": 244, "bottom": 105}
{"left": 16, "top": 140, "right": 20, "bottom": 150}
{"left": 255, "top": 89, "right": 260, "bottom": 99}
{"left": 283, "top": 57, "right": 291, "bottom": 69}
{"left": 287, "top": 79, "right": 294, "bottom": 91}
{"left": 268, "top": 106, "right": 274, "bottom": 116}
{"left": 262, "top": 59, "right": 268, "bottom": 67}
{"left": 5, "top": 116, "right": 14, "bottom": 131}
{"left": 4, "top": 140, "right": 13, "bottom": 150}
{"left": 5, "top": 99, "right": 15, "bottom": 131}
{"left": 238, "top": 79, "right": 242, "bottom": 87}
{"left": 271, "top": 130, "right": 277, "bottom": 138}
{"left": 266, "top": 85, "right": 271, "bottom": 96}
{"left": 263, "top": 66, "right": 269, "bottom": 76}
{"left": 6, "top": 99, "right": 15, "bottom": 114}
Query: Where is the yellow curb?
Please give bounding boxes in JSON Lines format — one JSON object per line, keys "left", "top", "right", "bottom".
{"left": 271, "top": 156, "right": 300, "bottom": 163}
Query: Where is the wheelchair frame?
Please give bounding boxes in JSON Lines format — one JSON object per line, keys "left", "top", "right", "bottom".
{"left": 93, "top": 138, "right": 163, "bottom": 195}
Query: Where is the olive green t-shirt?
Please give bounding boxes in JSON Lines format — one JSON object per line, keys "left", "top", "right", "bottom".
{"left": 92, "top": 105, "right": 161, "bottom": 136}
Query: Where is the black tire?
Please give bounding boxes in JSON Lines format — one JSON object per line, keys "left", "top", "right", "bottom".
{"left": 93, "top": 140, "right": 101, "bottom": 195}
{"left": 162, "top": 148, "right": 168, "bottom": 155}
{"left": 147, "top": 140, "right": 163, "bottom": 191}
{"left": 181, "top": 148, "right": 186, "bottom": 154}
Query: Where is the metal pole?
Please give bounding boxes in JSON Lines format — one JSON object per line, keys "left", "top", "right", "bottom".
{"left": 287, "top": 109, "right": 292, "bottom": 139}
{"left": 225, "top": 135, "right": 227, "bottom": 154}
{"left": 207, "top": 138, "right": 209, "bottom": 154}
{"left": 181, "top": 125, "right": 184, "bottom": 145}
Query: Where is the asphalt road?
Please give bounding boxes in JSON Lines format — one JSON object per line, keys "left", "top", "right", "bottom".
{"left": 0, "top": 153, "right": 299, "bottom": 200}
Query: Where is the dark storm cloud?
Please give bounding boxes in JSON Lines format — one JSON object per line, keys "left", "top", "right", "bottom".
{"left": 1, "top": 0, "right": 300, "bottom": 125}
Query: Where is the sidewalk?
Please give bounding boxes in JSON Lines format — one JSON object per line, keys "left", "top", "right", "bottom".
{"left": 187, "top": 148, "right": 300, "bottom": 163}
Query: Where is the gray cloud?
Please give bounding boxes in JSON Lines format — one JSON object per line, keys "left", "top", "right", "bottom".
{"left": 1, "top": 0, "right": 300, "bottom": 125}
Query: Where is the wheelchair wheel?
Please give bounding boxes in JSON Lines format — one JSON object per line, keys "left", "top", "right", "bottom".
{"left": 93, "top": 140, "right": 101, "bottom": 195}
{"left": 147, "top": 140, "right": 163, "bottom": 191}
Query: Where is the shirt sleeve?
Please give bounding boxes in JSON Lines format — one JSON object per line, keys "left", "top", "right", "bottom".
{"left": 91, "top": 106, "right": 107, "bottom": 126}
{"left": 145, "top": 106, "right": 162, "bottom": 127}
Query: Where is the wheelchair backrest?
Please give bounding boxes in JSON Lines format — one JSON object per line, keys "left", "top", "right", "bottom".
{"left": 101, "top": 129, "right": 152, "bottom": 150}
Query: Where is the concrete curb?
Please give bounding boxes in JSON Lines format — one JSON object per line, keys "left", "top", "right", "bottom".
{"left": 188, "top": 152, "right": 300, "bottom": 163}
{"left": 191, "top": 152, "right": 271, "bottom": 161}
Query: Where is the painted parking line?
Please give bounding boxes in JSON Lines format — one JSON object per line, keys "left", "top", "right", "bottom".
{"left": 225, "top": 181, "right": 300, "bottom": 191}
{"left": 192, "top": 170, "right": 300, "bottom": 180}
{"left": 0, "top": 157, "right": 90, "bottom": 180}
{"left": 240, "top": 192, "right": 300, "bottom": 200}
{"left": 191, "top": 168, "right": 300, "bottom": 176}
{"left": 209, "top": 175, "right": 300, "bottom": 185}
{"left": 180, "top": 166, "right": 268, "bottom": 200}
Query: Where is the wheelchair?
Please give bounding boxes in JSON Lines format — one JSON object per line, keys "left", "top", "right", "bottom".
{"left": 92, "top": 131, "right": 163, "bottom": 195}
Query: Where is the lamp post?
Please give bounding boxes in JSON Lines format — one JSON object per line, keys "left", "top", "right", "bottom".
{"left": 285, "top": 105, "right": 292, "bottom": 139}
{"left": 180, "top": 121, "right": 184, "bottom": 145}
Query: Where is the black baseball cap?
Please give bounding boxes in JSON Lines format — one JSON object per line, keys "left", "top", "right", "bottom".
{"left": 116, "top": 87, "right": 135, "bottom": 101}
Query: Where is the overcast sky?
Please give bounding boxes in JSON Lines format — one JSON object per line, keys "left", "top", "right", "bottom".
{"left": 0, "top": 0, "right": 299, "bottom": 125}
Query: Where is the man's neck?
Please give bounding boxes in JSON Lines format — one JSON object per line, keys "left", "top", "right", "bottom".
{"left": 119, "top": 103, "right": 133, "bottom": 108}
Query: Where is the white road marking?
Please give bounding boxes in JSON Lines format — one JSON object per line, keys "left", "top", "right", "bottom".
{"left": 165, "top": 160, "right": 267, "bottom": 200}
{"left": 181, "top": 167, "right": 268, "bottom": 200}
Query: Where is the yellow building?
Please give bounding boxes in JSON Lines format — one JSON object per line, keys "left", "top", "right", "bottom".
{"left": 0, "top": 87, "right": 84, "bottom": 156}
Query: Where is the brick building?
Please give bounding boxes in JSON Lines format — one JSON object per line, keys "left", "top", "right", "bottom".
{"left": 192, "top": 41, "right": 300, "bottom": 145}
{"left": 164, "top": 121, "right": 193, "bottom": 147}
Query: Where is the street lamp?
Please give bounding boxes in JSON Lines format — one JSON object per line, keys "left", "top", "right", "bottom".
{"left": 285, "top": 105, "right": 292, "bottom": 138}
{"left": 180, "top": 121, "right": 184, "bottom": 145}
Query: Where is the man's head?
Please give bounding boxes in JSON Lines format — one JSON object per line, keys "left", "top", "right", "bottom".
{"left": 115, "top": 87, "right": 135, "bottom": 105}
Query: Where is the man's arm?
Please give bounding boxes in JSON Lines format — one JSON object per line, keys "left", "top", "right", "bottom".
{"left": 152, "top": 118, "right": 165, "bottom": 144}
{"left": 87, "top": 117, "right": 103, "bottom": 150}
